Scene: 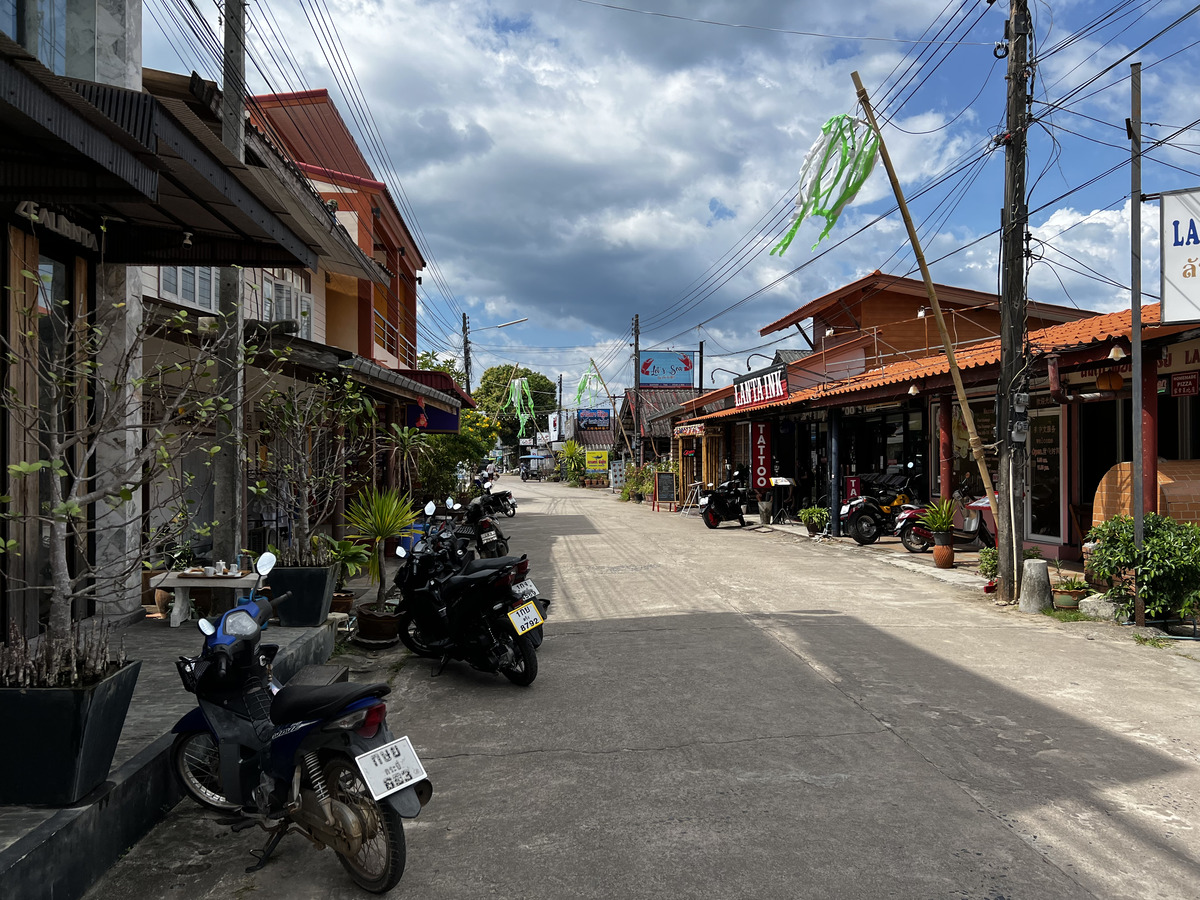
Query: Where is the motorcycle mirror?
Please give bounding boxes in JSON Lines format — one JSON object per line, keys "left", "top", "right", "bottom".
{"left": 198, "top": 618, "right": 217, "bottom": 637}
{"left": 483, "top": 481, "right": 492, "bottom": 490}
{"left": 424, "top": 500, "right": 436, "bottom": 516}
{"left": 707, "top": 482, "right": 714, "bottom": 488}
{"left": 907, "top": 461, "right": 914, "bottom": 469}
{"left": 255, "top": 551, "right": 276, "bottom": 576}
{"left": 453, "top": 502, "right": 462, "bottom": 510}
{"left": 396, "top": 545, "right": 408, "bottom": 559}
{"left": 446, "top": 496, "right": 454, "bottom": 509}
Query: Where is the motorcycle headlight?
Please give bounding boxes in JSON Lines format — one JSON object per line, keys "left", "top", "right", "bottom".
{"left": 223, "top": 609, "right": 258, "bottom": 637}
{"left": 699, "top": 497, "right": 709, "bottom": 506}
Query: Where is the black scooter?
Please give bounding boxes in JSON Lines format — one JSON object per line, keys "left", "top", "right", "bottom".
{"left": 700, "top": 469, "right": 748, "bottom": 528}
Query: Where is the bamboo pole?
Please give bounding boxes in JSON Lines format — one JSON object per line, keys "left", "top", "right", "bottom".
{"left": 590, "top": 357, "right": 635, "bottom": 458}
{"left": 851, "top": 71, "right": 1000, "bottom": 526}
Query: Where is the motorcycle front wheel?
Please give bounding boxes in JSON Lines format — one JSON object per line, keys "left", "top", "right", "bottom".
{"left": 397, "top": 612, "right": 442, "bottom": 659}
{"left": 502, "top": 500, "right": 516, "bottom": 518}
{"left": 501, "top": 633, "right": 538, "bottom": 686}
{"left": 171, "top": 730, "right": 238, "bottom": 812}
{"left": 899, "top": 522, "right": 931, "bottom": 553}
{"left": 848, "top": 511, "right": 880, "bottom": 545}
{"left": 702, "top": 506, "right": 720, "bottom": 529}
{"left": 323, "top": 757, "right": 406, "bottom": 894}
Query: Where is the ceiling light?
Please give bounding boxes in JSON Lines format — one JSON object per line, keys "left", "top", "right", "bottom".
{"left": 908, "top": 384, "right": 920, "bottom": 396}
{"left": 1108, "top": 345, "right": 1127, "bottom": 361}
{"left": 824, "top": 327, "right": 835, "bottom": 338}
{"left": 917, "top": 307, "right": 927, "bottom": 318}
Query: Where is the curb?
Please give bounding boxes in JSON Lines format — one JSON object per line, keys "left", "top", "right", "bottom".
{"left": 0, "top": 619, "right": 336, "bottom": 900}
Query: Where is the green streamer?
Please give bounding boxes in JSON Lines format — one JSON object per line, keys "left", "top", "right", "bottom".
{"left": 771, "top": 114, "right": 879, "bottom": 256}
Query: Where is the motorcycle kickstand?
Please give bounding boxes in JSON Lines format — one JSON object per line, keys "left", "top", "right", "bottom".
{"left": 245, "top": 822, "right": 289, "bottom": 874}
{"left": 433, "top": 654, "right": 451, "bottom": 677}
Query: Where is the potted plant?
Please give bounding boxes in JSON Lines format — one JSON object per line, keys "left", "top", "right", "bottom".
{"left": 919, "top": 498, "right": 958, "bottom": 569}
{"left": 345, "top": 487, "right": 418, "bottom": 646}
{"left": 324, "top": 537, "right": 372, "bottom": 613}
{"left": 797, "top": 506, "right": 830, "bottom": 535}
{"left": 1052, "top": 574, "right": 1091, "bottom": 610}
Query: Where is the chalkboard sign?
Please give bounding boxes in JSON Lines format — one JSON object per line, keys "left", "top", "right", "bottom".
{"left": 654, "top": 471, "right": 677, "bottom": 504}
{"left": 1028, "top": 410, "right": 1061, "bottom": 539}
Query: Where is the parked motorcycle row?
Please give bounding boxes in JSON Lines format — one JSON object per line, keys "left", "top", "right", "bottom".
{"left": 169, "top": 477, "right": 545, "bottom": 892}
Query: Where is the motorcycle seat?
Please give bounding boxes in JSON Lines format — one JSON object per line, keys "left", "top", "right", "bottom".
{"left": 461, "top": 555, "right": 521, "bottom": 574}
{"left": 271, "top": 681, "right": 391, "bottom": 726}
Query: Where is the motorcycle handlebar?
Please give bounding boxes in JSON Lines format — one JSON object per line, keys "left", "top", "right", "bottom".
{"left": 269, "top": 591, "right": 294, "bottom": 614}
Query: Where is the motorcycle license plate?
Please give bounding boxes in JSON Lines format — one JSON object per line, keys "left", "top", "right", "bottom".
{"left": 699, "top": 496, "right": 709, "bottom": 506}
{"left": 480, "top": 529, "right": 497, "bottom": 543}
{"left": 507, "top": 600, "right": 544, "bottom": 635}
{"left": 511, "top": 579, "right": 538, "bottom": 601}
{"left": 354, "top": 736, "right": 427, "bottom": 801}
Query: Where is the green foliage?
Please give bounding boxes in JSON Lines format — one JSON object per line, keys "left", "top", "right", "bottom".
{"left": 796, "top": 506, "right": 830, "bottom": 527}
{"left": 557, "top": 440, "right": 586, "bottom": 481}
{"left": 978, "top": 547, "right": 998, "bottom": 579}
{"left": 1042, "top": 608, "right": 1091, "bottom": 623}
{"left": 1133, "top": 633, "right": 1171, "bottom": 649}
{"left": 1055, "top": 575, "right": 1090, "bottom": 592}
{"left": 1086, "top": 513, "right": 1200, "bottom": 620}
{"left": 418, "top": 350, "right": 466, "bottom": 386}
{"left": 415, "top": 407, "right": 501, "bottom": 501}
{"left": 918, "top": 498, "right": 958, "bottom": 532}
{"left": 345, "top": 487, "right": 418, "bottom": 610}
{"left": 322, "top": 537, "right": 372, "bottom": 590}
{"left": 472, "top": 366, "right": 557, "bottom": 448}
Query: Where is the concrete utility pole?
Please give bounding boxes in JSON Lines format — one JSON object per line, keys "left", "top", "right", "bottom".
{"left": 557, "top": 373, "right": 563, "bottom": 443}
{"left": 1130, "top": 63, "right": 1147, "bottom": 628}
{"left": 632, "top": 314, "right": 642, "bottom": 465}
{"left": 462, "top": 313, "right": 471, "bottom": 392}
{"left": 996, "top": 0, "right": 1032, "bottom": 606}
{"left": 213, "top": 0, "right": 246, "bottom": 562}
{"left": 698, "top": 340, "right": 704, "bottom": 390}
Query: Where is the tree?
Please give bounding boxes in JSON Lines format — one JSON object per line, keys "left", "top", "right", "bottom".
{"left": 417, "top": 350, "right": 466, "bottom": 387}
{"left": 472, "top": 366, "right": 557, "bottom": 452}
{"left": 415, "top": 408, "right": 501, "bottom": 501}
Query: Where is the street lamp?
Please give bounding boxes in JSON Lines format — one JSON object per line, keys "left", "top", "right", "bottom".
{"left": 462, "top": 315, "right": 528, "bottom": 391}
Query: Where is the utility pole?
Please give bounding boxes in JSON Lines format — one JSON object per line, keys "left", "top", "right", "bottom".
{"left": 632, "top": 314, "right": 641, "bottom": 465}
{"left": 996, "top": 0, "right": 1032, "bottom": 606}
{"left": 462, "top": 313, "right": 471, "bottom": 392}
{"left": 698, "top": 340, "right": 704, "bottom": 390}
{"left": 1130, "top": 62, "right": 1146, "bottom": 628}
{"left": 213, "top": 0, "right": 246, "bottom": 563}
{"left": 557, "top": 373, "right": 563, "bottom": 444}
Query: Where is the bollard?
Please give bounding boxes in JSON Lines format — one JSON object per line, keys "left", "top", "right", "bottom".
{"left": 1017, "top": 558, "right": 1052, "bottom": 613}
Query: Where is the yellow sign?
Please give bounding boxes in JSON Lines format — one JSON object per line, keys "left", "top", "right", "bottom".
{"left": 585, "top": 450, "right": 609, "bottom": 472}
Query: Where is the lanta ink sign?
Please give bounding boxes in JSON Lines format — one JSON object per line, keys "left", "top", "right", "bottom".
{"left": 639, "top": 351, "right": 695, "bottom": 386}
{"left": 751, "top": 422, "right": 772, "bottom": 491}
{"left": 578, "top": 408, "right": 611, "bottom": 431}
{"left": 1162, "top": 187, "right": 1200, "bottom": 323}
{"left": 734, "top": 366, "right": 788, "bottom": 410}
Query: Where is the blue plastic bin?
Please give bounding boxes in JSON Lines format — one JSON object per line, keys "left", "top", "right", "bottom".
{"left": 398, "top": 524, "right": 427, "bottom": 553}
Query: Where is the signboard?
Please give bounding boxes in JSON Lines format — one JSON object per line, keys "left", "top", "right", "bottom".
{"left": 845, "top": 476, "right": 861, "bottom": 500}
{"left": 585, "top": 450, "right": 609, "bottom": 472}
{"left": 578, "top": 408, "right": 611, "bottom": 431}
{"left": 548, "top": 412, "right": 560, "bottom": 442}
{"left": 519, "top": 437, "right": 533, "bottom": 446}
{"left": 1162, "top": 187, "right": 1200, "bottom": 323}
{"left": 654, "top": 471, "right": 677, "bottom": 503}
{"left": 405, "top": 400, "right": 460, "bottom": 434}
{"left": 734, "top": 365, "right": 787, "bottom": 409}
{"left": 638, "top": 351, "right": 695, "bottom": 386}
{"left": 1171, "top": 371, "right": 1200, "bottom": 397}
{"left": 674, "top": 423, "right": 704, "bottom": 437}
{"left": 750, "top": 422, "right": 772, "bottom": 491}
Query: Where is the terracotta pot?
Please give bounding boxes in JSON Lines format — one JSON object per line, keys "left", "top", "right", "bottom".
{"left": 331, "top": 591, "right": 356, "bottom": 614}
{"left": 355, "top": 605, "right": 402, "bottom": 645}
{"left": 932, "top": 532, "right": 955, "bottom": 569}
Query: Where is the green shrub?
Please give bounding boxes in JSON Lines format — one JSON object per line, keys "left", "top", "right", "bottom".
{"left": 1086, "top": 513, "right": 1200, "bottom": 620}
{"left": 978, "top": 547, "right": 998, "bottom": 579}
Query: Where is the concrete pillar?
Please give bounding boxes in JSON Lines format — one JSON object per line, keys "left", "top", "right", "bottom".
{"left": 93, "top": 264, "right": 143, "bottom": 619}
{"left": 1017, "top": 558, "right": 1052, "bottom": 613}
{"left": 1142, "top": 357, "right": 1158, "bottom": 513}
{"left": 939, "top": 396, "right": 953, "bottom": 499}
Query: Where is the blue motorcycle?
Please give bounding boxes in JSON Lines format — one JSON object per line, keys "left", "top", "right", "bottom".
{"left": 170, "top": 552, "right": 431, "bottom": 893}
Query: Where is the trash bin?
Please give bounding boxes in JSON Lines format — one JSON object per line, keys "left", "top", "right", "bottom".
{"left": 398, "top": 524, "right": 427, "bottom": 553}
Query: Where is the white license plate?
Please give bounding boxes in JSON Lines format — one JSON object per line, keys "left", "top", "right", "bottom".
{"left": 354, "top": 736, "right": 427, "bottom": 801}
{"left": 507, "top": 600, "right": 544, "bottom": 635}
{"left": 699, "top": 496, "right": 709, "bottom": 506}
{"left": 511, "top": 579, "right": 538, "bottom": 601}
{"left": 480, "top": 530, "right": 497, "bottom": 543}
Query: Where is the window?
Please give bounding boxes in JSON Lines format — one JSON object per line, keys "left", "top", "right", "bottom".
{"left": 161, "top": 266, "right": 178, "bottom": 296}
{"left": 181, "top": 266, "right": 195, "bottom": 304}
{"left": 197, "top": 267, "right": 213, "bottom": 310}
{"left": 263, "top": 275, "right": 273, "bottom": 321}
{"left": 299, "top": 296, "right": 312, "bottom": 340}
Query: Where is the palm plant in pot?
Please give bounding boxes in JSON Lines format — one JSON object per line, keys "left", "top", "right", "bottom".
{"left": 919, "top": 498, "right": 959, "bottom": 569}
{"left": 345, "top": 487, "right": 418, "bottom": 646}
{"left": 324, "top": 537, "right": 372, "bottom": 613}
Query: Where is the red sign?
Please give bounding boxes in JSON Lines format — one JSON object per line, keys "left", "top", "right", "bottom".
{"left": 845, "top": 476, "right": 861, "bottom": 500}
{"left": 751, "top": 422, "right": 772, "bottom": 491}
{"left": 1171, "top": 371, "right": 1200, "bottom": 397}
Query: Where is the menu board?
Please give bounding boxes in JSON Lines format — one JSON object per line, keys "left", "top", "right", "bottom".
{"left": 655, "top": 471, "right": 677, "bottom": 503}
{"left": 1028, "top": 411, "right": 1061, "bottom": 539}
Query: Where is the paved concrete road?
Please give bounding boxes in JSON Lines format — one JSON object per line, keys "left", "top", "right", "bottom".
{"left": 86, "top": 481, "right": 1200, "bottom": 899}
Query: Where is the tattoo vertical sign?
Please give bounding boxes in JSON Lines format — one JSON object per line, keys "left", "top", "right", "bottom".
{"left": 751, "top": 422, "right": 771, "bottom": 492}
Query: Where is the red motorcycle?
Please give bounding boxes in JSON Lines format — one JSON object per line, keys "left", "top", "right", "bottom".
{"left": 894, "top": 492, "right": 994, "bottom": 552}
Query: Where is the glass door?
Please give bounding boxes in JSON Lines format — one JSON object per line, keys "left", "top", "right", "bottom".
{"left": 1026, "top": 407, "right": 1064, "bottom": 542}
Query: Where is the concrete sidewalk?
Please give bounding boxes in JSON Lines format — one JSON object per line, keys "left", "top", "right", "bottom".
{"left": 0, "top": 590, "right": 346, "bottom": 900}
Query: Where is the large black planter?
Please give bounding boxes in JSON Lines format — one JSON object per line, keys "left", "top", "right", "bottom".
{"left": 0, "top": 659, "right": 141, "bottom": 806}
{"left": 266, "top": 566, "right": 336, "bottom": 627}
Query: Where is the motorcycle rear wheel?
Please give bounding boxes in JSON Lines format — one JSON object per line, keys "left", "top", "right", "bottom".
{"left": 702, "top": 506, "right": 720, "bottom": 529}
{"left": 502, "top": 501, "right": 516, "bottom": 518}
{"left": 848, "top": 511, "right": 880, "bottom": 545}
{"left": 899, "top": 522, "right": 931, "bottom": 553}
{"left": 397, "top": 612, "right": 442, "bottom": 659}
{"left": 323, "top": 757, "right": 406, "bottom": 894}
{"left": 171, "top": 730, "right": 238, "bottom": 812}
{"left": 501, "top": 633, "right": 538, "bottom": 686}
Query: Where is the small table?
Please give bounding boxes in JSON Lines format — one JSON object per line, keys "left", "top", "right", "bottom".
{"left": 152, "top": 571, "right": 259, "bottom": 628}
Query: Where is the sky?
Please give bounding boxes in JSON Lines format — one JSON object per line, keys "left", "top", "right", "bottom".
{"left": 143, "top": 0, "right": 1200, "bottom": 403}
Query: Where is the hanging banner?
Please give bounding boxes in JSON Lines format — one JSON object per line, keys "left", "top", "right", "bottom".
{"left": 1162, "top": 187, "right": 1200, "bottom": 323}
{"left": 751, "top": 422, "right": 772, "bottom": 491}
{"left": 638, "top": 351, "right": 695, "bottom": 386}
{"left": 578, "top": 408, "right": 611, "bottom": 430}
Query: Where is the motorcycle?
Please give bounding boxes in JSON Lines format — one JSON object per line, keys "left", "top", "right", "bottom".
{"left": 700, "top": 469, "right": 748, "bottom": 529}
{"left": 455, "top": 494, "right": 511, "bottom": 558}
{"left": 394, "top": 504, "right": 548, "bottom": 653}
{"left": 894, "top": 490, "right": 995, "bottom": 552}
{"left": 482, "top": 480, "right": 517, "bottom": 518}
{"left": 393, "top": 527, "right": 543, "bottom": 685}
{"left": 840, "top": 466, "right": 921, "bottom": 545}
{"left": 170, "top": 551, "right": 431, "bottom": 893}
